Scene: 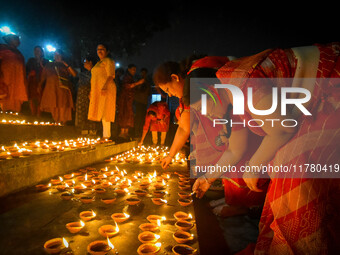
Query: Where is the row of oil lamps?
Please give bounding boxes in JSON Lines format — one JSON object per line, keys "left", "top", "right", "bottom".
{"left": 0, "top": 110, "right": 62, "bottom": 126}
{"left": 0, "top": 137, "right": 111, "bottom": 159}
{"left": 105, "top": 146, "right": 187, "bottom": 165}
{"left": 40, "top": 163, "right": 196, "bottom": 255}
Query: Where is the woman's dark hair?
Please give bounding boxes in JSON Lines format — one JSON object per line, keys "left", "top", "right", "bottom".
{"left": 153, "top": 54, "right": 206, "bottom": 86}
{"left": 97, "top": 43, "right": 110, "bottom": 51}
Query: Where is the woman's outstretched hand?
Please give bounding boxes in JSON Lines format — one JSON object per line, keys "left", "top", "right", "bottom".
{"left": 161, "top": 156, "right": 172, "bottom": 169}
{"left": 192, "top": 177, "right": 212, "bottom": 199}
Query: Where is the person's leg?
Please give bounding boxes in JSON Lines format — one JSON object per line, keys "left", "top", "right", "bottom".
{"left": 160, "top": 132, "right": 167, "bottom": 145}
{"left": 151, "top": 131, "right": 158, "bottom": 145}
{"left": 102, "top": 119, "right": 111, "bottom": 138}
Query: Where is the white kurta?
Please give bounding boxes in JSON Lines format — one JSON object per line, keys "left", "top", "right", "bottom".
{"left": 88, "top": 57, "right": 116, "bottom": 122}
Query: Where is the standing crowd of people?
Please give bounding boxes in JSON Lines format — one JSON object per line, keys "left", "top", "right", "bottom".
{"left": 0, "top": 35, "right": 170, "bottom": 145}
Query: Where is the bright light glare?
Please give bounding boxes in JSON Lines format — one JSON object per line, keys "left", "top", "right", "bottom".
{"left": 46, "top": 44, "right": 56, "bottom": 52}
{"left": 116, "top": 62, "right": 120, "bottom": 67}
{"left": 0, "top": 26, "right": 15, "bottom": 35}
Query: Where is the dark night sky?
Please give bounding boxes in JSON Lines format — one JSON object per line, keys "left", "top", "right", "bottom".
{"left": 1, "top": 1, "right": 339, "bottom": 73}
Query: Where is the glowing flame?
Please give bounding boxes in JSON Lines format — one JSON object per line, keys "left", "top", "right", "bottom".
{"left": 91, "top": 210, "right": 96, "bottom": 217}
{"left": 157, "top": 219, "right": 161, "bottom": 226}
{"left": 123, "top": 213, "right": 130, "bottom": 218}
{"left": 107, "top": 237, "right": 114, "bottom": 249}
{"left": 155, "top": 242, "right": 161, "bottom": 248}
{"left": 188, "top": 213, "right": 193, "bottom": 219}
{"left": 62, "top": 237, "right": 69, "bottom": 248}
{"left": 114, "top": 221, "right": 119, "bottom": 232}
{"left": 80, "top": 220, "right": 85, "bottom": 227}
{"left": 155, "top": 234, "right": 160, "bottom": 239}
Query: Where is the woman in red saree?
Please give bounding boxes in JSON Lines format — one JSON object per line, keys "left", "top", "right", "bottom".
{"left": 154, "top": 56, "right": 268, "bottom": 216}
{"left": 193, "top": 43, "right": 340, "bottom": 254}
{"left": 139, "top": 101, "right": 170, "bottom": 146}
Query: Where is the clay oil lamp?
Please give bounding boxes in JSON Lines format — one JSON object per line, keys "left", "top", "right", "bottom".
{"left": 139, "top": 183, "right": 149, "bottom": 190}
{"left": 138, "top": 231, "right": 160, "bottom": 244}
{"left": 174, "top": 211, "right": 191, "bottom": 221}
{"left": 111, "top": 212, "right": 130, "bottom": 223}
{"left": 0, "top": 152, "right": 11, "bottom": 160}
{"left": 21, "top": 148, "right": 32, "bottom": 156}
{"left": 139, "top": 223, "right": 159, "bottom": 232}
{"left": 126, "top": 196, "right": 141, "bottom": 206}
{"left": 115, "top": 188, "right": 128, "bottom": 195}
{"left": 98, "top": 222, "right": 119, "bottom": 238}
{"left": 178, "top": 185, "right": 191, "bottom": 191}
{"left": 151, "top": 198, "right": 167, "bottom": 206}
{"left": 137, "top": 242, "right": 161, "bottom": 255}
{"left": 101, "top": 197, "right": 116, "bottom": 204}
{"left": 172, "top": 244, "right": 196, "bottom": 255}
{"left": 178, "top": 192, "right": 192, "bottom": 199}
{"left": 80, "top": 210, "right": 96, "bottom": 221}
{"left": 80, "top": 196, "right": 94, "bottom": 204}
{"left": 146, "top": 215, "right": 166, "bottom": 224}
{"left": 74, "top": 183, "right": 87, "bottom": 193}
{"left": 135, "top": 189, "right": 147, "bottom": 197}
{"left": 94, "top": 187, "right": 106, "bottom": 194}
{"left": 56, "top": 184, "right": 67, "bottom": 192}
{"left": 35, "top": 184, "right": 49, "bottom": 192}
{"left": 178, "top": 198, "right": 193, "bottom": 207}
{"left": 175, "top": 220, "right": 194, "bottom": 231}
{"left": 153, "top": 190, "right": 166, "bottom": 198}
{"left": 66, "top": 220, "right": 85, "bottom": 234}
{"left": 173, "top": 230, "right": 194, "bottom": 244}
{"left": 87, "top": 237, "right": 114, "bottom": 255}
{"left": 50, "top": 178, "right": 62, "bottom": 186}
{"left": 44, "top": 237, "right": 69, "bottom": 254}
{"left": 60, "top": 192, "right": 73, "bottom": 201}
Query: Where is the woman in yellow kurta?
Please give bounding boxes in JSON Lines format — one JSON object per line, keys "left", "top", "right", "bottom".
{"left": 88, "top": 44, "right": 116, "bottom": 139}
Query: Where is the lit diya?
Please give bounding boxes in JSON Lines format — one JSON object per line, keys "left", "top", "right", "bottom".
{"left": 137, "top": 242, "right": 161, "bottom": 255}
{"left": 146, "top": 215, "right": 166, "bottom": 224}
{"left": 60, "top": 192, "right": 73, "bottom": 200}
{"left": 174, "top": 211, "right": 192, "bottom": 221}
{"left": 35, "top": 184, "right": 49, "bottom": 192}
{"left": 178, "top": 198, "right": 193, "bottom": 207}
{"left": 175, "top": 220, "right": 194, "bottom": 231}
{"left": 139, "top": 223, "right": 159, "bottom": 232}
{"left": 173, "top": 230, "right": 194, "bottom": 244}
{"left": 153, "top": 190, "right": 166, "bottom": 198}
{"left": 135, "top": 189, "right": 147, "bottom": 197}
{"left": 178, "top": 192, "right": 191, "bottom": 199}
{"left": 98, "top": 223, "right": 119, "bottom": 238}
{"left": 79, "top": 210, "right": 96, "bottom": 221}
{"left": 87, "top": 237, "right": 114, "bottom": 255}
{"left": 172, "top": 244, "right": 196, "bottom": 255}
{"left": 80, "top": 196, "right": 94, "bottom": 204}
{"left": 94, "top": 187, "right": 106, "bottom": 194}
{"left": 111, "top": 213, "right": 130, "bottom": 223}
{"left": 44, "top": 237, "right": 69, "bottom": 254}
{"left": 126, "top": 196, "right": 141, "bottom": 205}
{"left": 66, "top": 220, "right": 85, "bottom": 233}
{"left": 138, "top": 231, "right": 160, "bottom": 243}
{"left": 178, "top": 185, "right": 191, "bottom": 191}
{"left": 151, "top": 198, "right": 167, "bottom": 205}
{"left": 101, "top": 197, "right": 117, "bottom": 204}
